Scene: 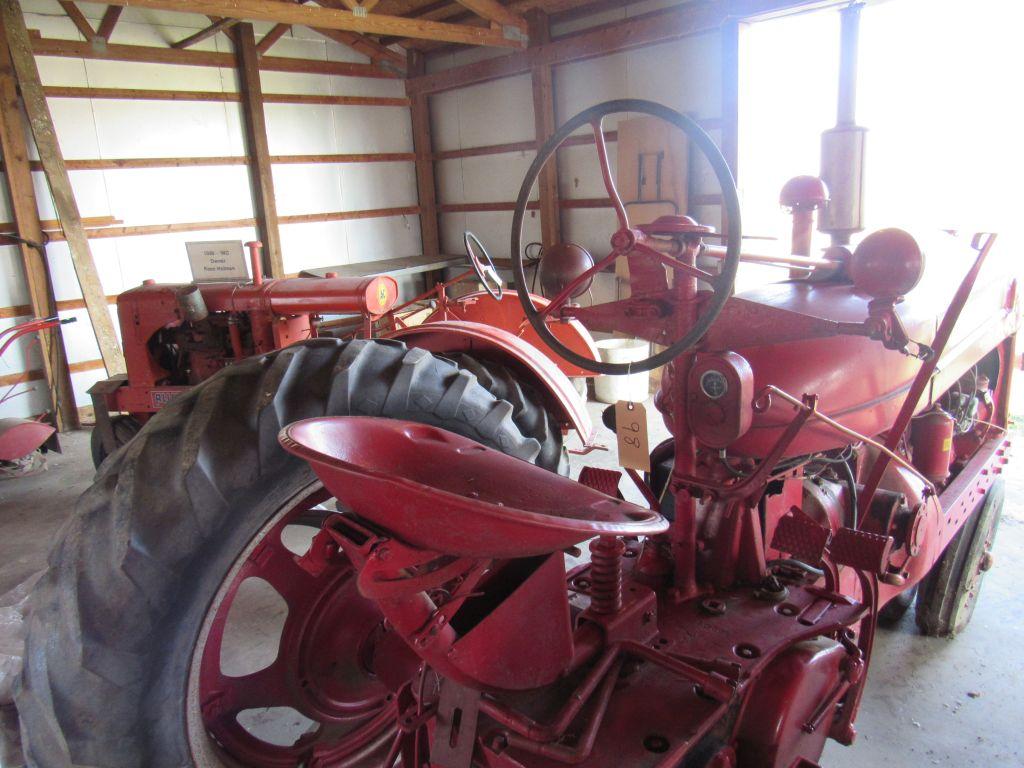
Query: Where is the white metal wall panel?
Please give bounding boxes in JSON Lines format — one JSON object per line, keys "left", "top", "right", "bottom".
{"left": 340, "top": 161, "right": 417, "bottom": 210}
{"left": 332, "top": 105, "right": 413, "bottom": 154}
{"left": 271, "top": 163, "right": 344, "bottom": 217}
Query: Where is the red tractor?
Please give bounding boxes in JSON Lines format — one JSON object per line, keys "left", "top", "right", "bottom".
{"left": 88, "top": 237, "right": 597, "bottom": 469}
{"left": 16, "top": 99, "right": 1016, "bottom": 768}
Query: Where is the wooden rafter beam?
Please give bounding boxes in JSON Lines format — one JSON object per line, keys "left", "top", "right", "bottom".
{"left": 371, "top": 0, "right": 428, "bottom": 15}
{"left": 408, "top": 0, "right": 840, "bottom": 95}
{"left": 311, "top": 26, "right": 406, "bottom": 70}
{"left": 31, "top": 37, "right": 398, "bottom": 77}
{"left": 171, "top": 16, "right": 237, "bottom": 47}
{"left": 395, "top": 0, "right": 447, "bottom": 20}
{"left": 57, "top": 0, "right": 96, "bottom": 40}
{"left": 400, "top": 0, "right": 504, "bottom": 25}
{"left": 95, "top": 5, "right": 123, "bottom": 40}
{"left": 339, "top": 0, "right": 379, "bottom": 11}
{"left": 453, "top": 0, "right": 525, "bottom": 33}
{"left": 388, "top": 0, "right": 533, "bottom": 50}
{"left": 381, "top": 0, "right": 491, "bottom": 47}
{"left": 383, "top": 0, "right": 545, "bottom": 42}
{"left": 395, "top": 0, "right": 653, "bottom": 52}
{"left": 384, "top": 0, "right": 633, "bottom": 48}
{"left": 308, "top": 1, "right": 405, "bottom": 69}
{"left": 95, "top": 0, "right": 526, "bottom": 47}
{"left": 256, "top": 22, "right": 290, "bottom": 52}
{"left": 544, "top": 0, "right": 650, "bottom": 24}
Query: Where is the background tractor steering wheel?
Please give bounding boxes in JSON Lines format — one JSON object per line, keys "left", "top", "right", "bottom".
{"left": 464, "top": 230, "right": 504, "bottom": 300}
{"left": 511, "top": 99, "right": 742, "bottom": 375}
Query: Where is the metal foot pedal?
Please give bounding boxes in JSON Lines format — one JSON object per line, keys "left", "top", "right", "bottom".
{"left": 772, "top": 509, "right": 894, "bottom": 577}
{"left": 770, "top": 507, "right": 830, "bottom": 565}
{"left": 578, "top": 466, "right": 623, "bottom": 498}
{"left": 829, "top": 527, "right": 893, "bottom": 574}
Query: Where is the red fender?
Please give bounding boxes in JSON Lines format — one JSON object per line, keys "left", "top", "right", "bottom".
{"left": 388, "top": 320, "right": 593, "bottom": 443}
{"left": 0, "top": 418, "right": 56, "bottom": 461}
{"left": 420, "top": 290, "right": 600, "bottom": 379}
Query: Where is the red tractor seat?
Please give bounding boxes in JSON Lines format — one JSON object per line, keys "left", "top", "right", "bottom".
{"left": 280, "top": 417, "right": 667, "bottom": 559}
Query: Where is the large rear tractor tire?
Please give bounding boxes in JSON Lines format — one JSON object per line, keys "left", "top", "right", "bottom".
{"left": 916, "top": 478, "right": 1004, "bottom": 637}
{"left": 449, "top": 352, "right": 568, "bottom": 474}
{"left": 16, "top": 338, "right": 556, "bottom": 768}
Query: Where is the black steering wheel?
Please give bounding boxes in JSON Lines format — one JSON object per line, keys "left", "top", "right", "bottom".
{"left": 464, "top": 230, "right": 504, "bottom": 300}
{"left": 511, "top": 99, "right": 742, "bottom": 375}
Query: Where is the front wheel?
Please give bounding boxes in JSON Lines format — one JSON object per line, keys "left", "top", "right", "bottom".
{"left": 915, "top": 478, "right": 1004, "bottom": 637}
{"left": 17, "top": 338, "right": 553, "bottom": 767}
{"left": 89, "top": 414, "right": 141, "bottom": 468}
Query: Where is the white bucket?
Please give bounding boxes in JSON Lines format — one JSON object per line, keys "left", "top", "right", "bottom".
{"left": 593, "top": 338, "right": 650, "bottom": 404}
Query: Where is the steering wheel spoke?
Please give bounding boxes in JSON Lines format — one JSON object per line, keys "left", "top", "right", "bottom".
{"left": 511, "top": 99, "right": 742, "bottom": 375}
{"left": 591, "top": 118, "right": 630, "bottom": 232}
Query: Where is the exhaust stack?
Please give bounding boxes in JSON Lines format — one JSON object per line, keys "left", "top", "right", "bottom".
{"left": 819, "top": 2, "right": 867, "bottom": 246}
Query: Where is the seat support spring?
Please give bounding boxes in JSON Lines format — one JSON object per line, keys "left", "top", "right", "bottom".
{"left": 589, "top": 536, "right": 625, "bottom": 614}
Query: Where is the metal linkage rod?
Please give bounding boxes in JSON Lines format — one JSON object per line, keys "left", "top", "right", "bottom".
{"left": 856, "top": 234, "right": 996, "bottom": 517}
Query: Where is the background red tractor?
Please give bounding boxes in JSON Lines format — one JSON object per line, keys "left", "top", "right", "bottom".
{"left": 88, "top": 237, "right": 597, "bottom": 469}
{"left": 14, "top": 97, "right": 1017, "bottom": 768}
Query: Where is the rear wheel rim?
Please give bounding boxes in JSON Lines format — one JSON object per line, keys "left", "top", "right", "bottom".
{"left": 187, "top": 483, "right": 415, "bottom": 767}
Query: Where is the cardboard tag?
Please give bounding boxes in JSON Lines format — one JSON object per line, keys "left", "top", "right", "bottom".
{"left": 615, "top": 400, "right": 650, "bottom": 472}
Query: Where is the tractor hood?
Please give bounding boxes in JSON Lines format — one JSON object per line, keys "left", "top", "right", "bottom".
{"left": 701, "top": 232, "right": 1019, "bottom": 457}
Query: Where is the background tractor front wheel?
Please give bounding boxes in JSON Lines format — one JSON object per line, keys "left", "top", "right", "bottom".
{"left": 89, "top": 413, "right": 141, "bottom": 468}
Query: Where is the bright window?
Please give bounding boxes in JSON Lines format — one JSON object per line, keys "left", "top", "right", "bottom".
{"left": 737, "top": 9, "right": 838, "bottom": 244}
{"left": 738, "top": 0, "right": 1023, "bottom": 251}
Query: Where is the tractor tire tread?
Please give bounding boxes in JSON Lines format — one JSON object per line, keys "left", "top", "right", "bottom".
{"left": 448, "top": 353, "right": 567, "bottom": 474}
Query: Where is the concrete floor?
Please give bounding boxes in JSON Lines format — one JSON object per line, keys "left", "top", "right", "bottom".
{"left": 0, "top": 399, "right": 1022, "bottom": 767}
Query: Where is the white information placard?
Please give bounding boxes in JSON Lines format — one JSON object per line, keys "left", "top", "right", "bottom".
{"left": 186, "top": 240, "right": 249, "bottom": 282}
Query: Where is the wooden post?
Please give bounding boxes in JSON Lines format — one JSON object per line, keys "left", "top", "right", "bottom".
{"left": 527, "top": 9, "right": 560, "bottom": 249}
{"left": 408, "top": 51, "right": 439, "bottom": 259}
{"left": 717, "top": 18, "right": 742, "bottom": 247}
{"left": 0, "top": 0, "right": 125, "bottom": 376}
{"left": 0, "top": 30, "right": 77, "bottom": 429}
{"left": 720, "top": 19, "right": 741, "bottom": 180}
{"left": 235, "top": 22, "right": 284, "bottom": 277}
